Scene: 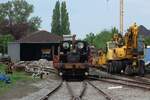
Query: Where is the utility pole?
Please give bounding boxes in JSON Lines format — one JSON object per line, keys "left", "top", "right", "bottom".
{"left": 120, "top": 0, "right": 124, "bottom": 34}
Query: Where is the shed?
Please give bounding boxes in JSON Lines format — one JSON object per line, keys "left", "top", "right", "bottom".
{"left": 8, "top": 30, "right": 62, "bottom": 62}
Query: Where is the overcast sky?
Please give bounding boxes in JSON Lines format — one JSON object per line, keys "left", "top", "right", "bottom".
{"left": 1, "top": 0, "right": 150, "bottom": 38}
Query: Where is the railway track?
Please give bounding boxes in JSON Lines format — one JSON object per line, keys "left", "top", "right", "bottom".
{"left": 40, "top": 80, "right": 63, "bottom": 100}
{"left": 88, "top": 76, "right": 150, "bottom": 90}
{"left": 40, "top": 81, "right": 87, "bottom": 100}
{"left": 89, "top": 68, "right": 150, "bottom": 88}
{"left": 40, "top": 79, "right": 114, "bottom": 100}
{"left": 39, "top": 68, "right": 150, "bottom": 100}
{"left": 66, "top": 81, "right": 87, "bottom": 100}
{"left": 102, "top": 73, "right": 150, "bottom": 86}
{"left": 133, "top": 76, "right": 150, "bottom": 83}
{"left": 87, "top": 80, "right": 113, "bottom": 100}
{"left": 40, "top": 77, "right": 150, "bottom": 100}
{"left": 65, "top": 80, "right": 113, "bottom": 100}
{"left": 102, "top": 75, "right": 150, "bottom": 86}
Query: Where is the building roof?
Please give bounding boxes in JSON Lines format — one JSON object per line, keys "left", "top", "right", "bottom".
{"left": 16, "top": 30, "right": 63, "bottom": 43}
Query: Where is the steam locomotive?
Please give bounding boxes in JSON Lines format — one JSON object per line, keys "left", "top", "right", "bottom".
{"left": 57, "top": 35, "right": 90, "bottom": 80}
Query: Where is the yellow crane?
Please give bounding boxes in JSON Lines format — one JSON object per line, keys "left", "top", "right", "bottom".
{"left": 95, "top": 0, "right": 146, "bottom": 76}
{"left": 97, "top": 23, "right": 145, "bottom": 76}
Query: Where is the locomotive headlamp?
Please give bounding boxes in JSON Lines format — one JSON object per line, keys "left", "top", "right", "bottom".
{"left": 77, "top": 42, "right": 84, "bottom": 49}
{"left": 59, "top": 72, "right": 63, "bottom": 76}
{"left": 85, "top": 72, "right": 89, "bottom": 76}
{"left": 63, "top": 42, "right": 69, "bottom": 49}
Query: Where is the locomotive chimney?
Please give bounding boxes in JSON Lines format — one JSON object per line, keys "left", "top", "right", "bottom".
{"left": 72, "top": 34, "right": 76, "bottom": 49}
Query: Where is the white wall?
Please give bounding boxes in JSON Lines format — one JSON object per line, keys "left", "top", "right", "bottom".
{"left": 8, "top": 42, "right": 20, "bottom": 62}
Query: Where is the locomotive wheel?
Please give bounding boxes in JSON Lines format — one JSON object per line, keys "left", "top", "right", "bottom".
{"left": 111, "top": 61, "right": 115, "bottom": 73}
{"left": 111, "top": 61, "right": 117, "bottom": 74}
{"left": 138, "top": 60, "right": 145, "bottom": 76}
{"left": 122, "top": 60, "right": 127, "bottom": 72}
{"left": 119, "top": 61, "right": 123, "bottom": 73}
{"left": 123, "top": 60, "right": 133, "bottom": 75}
{"left": 114, "top": 61, "right": 119, "bottom": 73}
{"left": 115, "top": 61, "right": 119, "bottom": 73}
{"left": 111, "top": 61, "right": 122, "bottom": 74}
{"left": 107, "top": 61, "right": 120, "bottom": 74}
{"left": 107, "top": 62, "right": 113, "bottom": 73}
{"left": 125, "top": 64, "right": 133, "bottom": 75}
{"left": 106, "top": 63, "right": 109, "bottom": 73}
{"left": 116, "top": 61, "right": 122, "bottom": 74}
{"left": 112, "top": 61, "right": 116, "bottom": 73}
{"left": 107, "top": 62, "right": 111, "bottom": 73}
{"left": 107, "top": 61, "right": 119, "bottom": 74}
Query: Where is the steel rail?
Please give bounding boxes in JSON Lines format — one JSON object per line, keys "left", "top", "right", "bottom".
{"left": 40, "top": 80, "right": 63, "bottom": 100}
{"left": 79, "top": 81, "right": 87, "bottom": 99}
{"left": 101, "top": 76, "right": 150, "bottom": 86}
{"left": 89, "top": 69, "right": 150, "bottom": 86}
{"left": 87, "top": 80, "right": 113, "bottom": 100}
{"left": 66, "top": 81, "right": 87, "bottom": 100}
{"left": 88, "top": 77, "right": 150, "bottom": 90}
{"left": 65, "top": 81, "right": 75, "bottom": 99}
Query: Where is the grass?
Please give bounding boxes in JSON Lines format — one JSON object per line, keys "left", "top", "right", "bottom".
{"left": 0, "top": 64, "right": 33, "bottom": 94}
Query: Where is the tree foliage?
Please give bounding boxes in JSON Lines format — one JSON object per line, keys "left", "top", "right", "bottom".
{"left": 61, "top": 1, "right": 70, "bottom": 35}
{"left": 85, "top": 27, "right": 119, "bottom": 49}
{"left": 51, "top": 1, "right": 70, "bottom": 36}
{"left": 84, "top": 32, "right": 95, "bottom": 45}
{"left": 29, "top": 17, "right": 41, "bottom": 32}
{"left": 145, "top": 36, "right": 150, "bottom": 46}
{"left": 0, "top": 0, "right": 41, "bottom": 40}
{"left": 51, "top": 1, "right": 61, "bottom": 35}
{"left": 0, "top": 34, "right": 14, "bottom": 54}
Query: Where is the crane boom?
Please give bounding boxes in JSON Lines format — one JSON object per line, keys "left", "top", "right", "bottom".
{"left": 120, "top": 0, "right": 124, "bottom": 34}
{"left": 106, "top": 0, "right": 124, "bottom": 34}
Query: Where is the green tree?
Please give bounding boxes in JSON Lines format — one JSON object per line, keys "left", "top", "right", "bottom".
{"left": 111, "top": 27, "right": 119, "bottom": 34}
{"left": 85, "top": 28, "right": 119, "bottom": 49}
{"left": 29, "top": 17, "right": 41, "bottom": 32}
{"left": 94, "top": 30, "right": 114, "bottom": 49}
{"left": 61, "top": 1, "right": 70, "bottom": 35}
{"left": 0, "top": 34, "right": 14, "bottom": 55}
{"left": 51, "top": 1, "right": 61, "bottom": 35}
{"left": 145, "top": 36, "right": 150, "bottom": 45}
{"left": 84, "top": 32, "right": 95, "bottom": 45}
{"left": 51, "top": 1, "right": 71, "bottom": 36}
{"left": 0, "top": 0, "right": 41, "bottom": 39}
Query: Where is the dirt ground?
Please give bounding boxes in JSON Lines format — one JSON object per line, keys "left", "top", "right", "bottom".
{"left": 0, "top": 79, "right": 41, "bottom": 100}
{"left": 48, "top": 81, "right": 150, "bottom": 100}
{"left": 91, "top": 81, "right": 150, "bottom": 100}
{"left": 0, "top": 73, "right": 60, "bottom": 100}
{"left": 0, "top": 72, "right": 150, "bottom": 100}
